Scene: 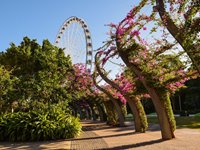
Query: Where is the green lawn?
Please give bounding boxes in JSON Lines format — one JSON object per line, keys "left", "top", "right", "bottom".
{"left": 147, "top": 116, "right": 200, "bottom": 129}
{"left": 126, "top": 115, "right": 200, "bottom": 129}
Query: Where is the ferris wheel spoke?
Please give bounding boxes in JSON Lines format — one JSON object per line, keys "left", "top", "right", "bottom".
{"left": 71, "top": 24, "right": 82, "bottom": 51}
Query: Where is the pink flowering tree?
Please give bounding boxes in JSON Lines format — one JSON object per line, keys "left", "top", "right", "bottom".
{"left": 95, "top": 53, "right": 148, "bottom": 132}
{"left": 72, "top": 63, "right": 126, "bottom": 124}
{"left": 72, "top": 63, "right": 94, "bottom": 96}
{"left": 96, "top": 0, "right": 198, "bottom": 139}
{"left": 69, "top": 63, "right": 108, "bottom": 121}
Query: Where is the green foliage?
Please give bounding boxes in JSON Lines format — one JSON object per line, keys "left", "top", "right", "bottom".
{"left": 0, "top": 108, "right": 81, "bottom": 142}
{"left": 194, "top": 113, "right": 200, "bottom": 117}
{"left": 0, "top": 66, "right": 17, "bottom": 113}
{"left": 0, "top": 37, "right": 73, "bottom": 112}
{"left": 0, "top": 66, "right": 13, "bottom": 96}
{"left": 195, "top": 113, "right": 200, "bottom": 117}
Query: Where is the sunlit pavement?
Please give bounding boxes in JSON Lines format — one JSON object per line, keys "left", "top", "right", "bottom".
{"left": 0, "top": 121, "right": 200, "bottom": 150}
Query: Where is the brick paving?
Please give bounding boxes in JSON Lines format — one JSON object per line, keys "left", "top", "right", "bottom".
{"left": 71, "top": 128, "right": 108, "bottom": 150}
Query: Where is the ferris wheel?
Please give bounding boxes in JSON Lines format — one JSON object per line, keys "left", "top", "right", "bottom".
{"left": 55, "top": 16, "right": 93, "bottom": 72}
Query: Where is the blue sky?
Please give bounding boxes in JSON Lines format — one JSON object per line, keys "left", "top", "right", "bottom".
{"left": 0, "top": 0, "right": 140, "bottom": 51}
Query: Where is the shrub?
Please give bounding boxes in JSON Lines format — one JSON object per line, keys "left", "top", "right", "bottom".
{"left": 0, "top": 110, "right": 81, "bottom": 142}
{"left": 195, "top": 113, "right": 200, "bottom": 117}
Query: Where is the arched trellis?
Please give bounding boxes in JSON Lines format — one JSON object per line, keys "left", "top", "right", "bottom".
{"left": 55, "top": 16, "right": 93, "bottom": 72}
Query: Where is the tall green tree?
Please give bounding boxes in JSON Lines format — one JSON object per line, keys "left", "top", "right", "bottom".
{"left": 0, "top": 37, "right": 73, "bottom": 111}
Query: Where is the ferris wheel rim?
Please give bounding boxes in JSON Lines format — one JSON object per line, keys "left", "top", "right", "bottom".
{"left": 55, "top": 16, "right": 93, "bottom": 71}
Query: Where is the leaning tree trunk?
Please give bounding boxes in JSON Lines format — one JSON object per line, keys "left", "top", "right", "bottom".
{"left": 103, "top": 101, "right": 118, "bottom": 125}
{"left": 96, "top": 104, "right": 105, "bottom": 121}
{"left": 87, "top": 107, "right": 92, "bottom": 120}
{"left": 111, "top": 98, "right": 125, "bottom": 126}
{"left": 119, "top": 50, "right": 175, "bottom": 140}
{"left": 146, "top": 88, "right": 175, "bottom": 139}
{"left": 101, "top": 93, "right": 125, "bottom": 126}
{"left": 94, "top": 100, "right": 108, "bottom": 121}
{"left": 126, "top": 95, "right": 148, "bottom": 132}
{"left": 99, "top": 103, "right": 108, "bottom": 121}
{"left": 89, "top": 104, "right": 97, "bottom": 121}
{"left": 134, "top": 73, "right": 175, "bottom": 139}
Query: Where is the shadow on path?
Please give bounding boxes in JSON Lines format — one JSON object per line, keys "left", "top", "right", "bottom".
{"left": 71, "top": 131, "right": 139, "bottom": 141}
{"left": 99, "top": 139, "right": 164, "bottom": 150}
{"left": 70, "top": 121, "right": 164, "bottom": 149}
{"left": 0, "top": 139, "right": 71, "bottom": 150}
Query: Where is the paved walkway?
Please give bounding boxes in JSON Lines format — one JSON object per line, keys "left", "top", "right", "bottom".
{"left": 0, "top": 121, "right": 200, "bottom": 150}
{"left": 72, "top": 121, "right": 200, "bottom": 150}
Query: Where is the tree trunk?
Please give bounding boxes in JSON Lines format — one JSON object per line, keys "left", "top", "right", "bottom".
{"left": 85, "top": 108, "right": 89, "bottom": 120}
{"left": 98, "top": 103, "right": 108, "bottom": 121}
{"left": 145, "top": 87, "right": 175, "bottom": 139}
{"left": 119, "top": 50, "right": 175, "bottom": 140}
{"left": 104, "top": 101, "right": 118, "bottom": 125}
{"left": 90, "top": 106, "right": 97, "bottom": 121}
{"left": 97, "top": 105, "right": 104, "bottom": 121}
{"left": 88, "top": 107, "right": 92, "bottom": 120}
{"left": 126, "top": 96, "right": 148, "bottom": 132}
{"left": 134, "top": 75, "right": 175, "bottom": 139}
{"left": 112, "top": 99, "right": 125, "bottom": 126}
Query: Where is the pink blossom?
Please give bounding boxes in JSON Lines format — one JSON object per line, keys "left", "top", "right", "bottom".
{"left": 133, "top": 58, "right": 140, "bottom": 63}
{"left": 143, "top": 93, "right": 150, "bottom": 98}
{"left": 156, "top": 40, "right": 161, "bottom": 44}
{"left": 117, "top": 27, "right": 125, "bottom": 35}
{"left": 116, "top": 93, "right": 127, "bottom": 104}
{"left": 130, "top": 30, "right": 140, "bottom": 36}
{"left": 126, "top": 9, "right": 134, "bottom": 19}
{"left": 98, "top": 50, "right": 104, "bottom": 55}
{"left": 143, "top": 27, "right": 147, "bottom": 30}
{"left": 177, "top": 69, "right": 185, "bottom": 75}
{"left": 138, "top": 75, "right": 144, "bottom": 81}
